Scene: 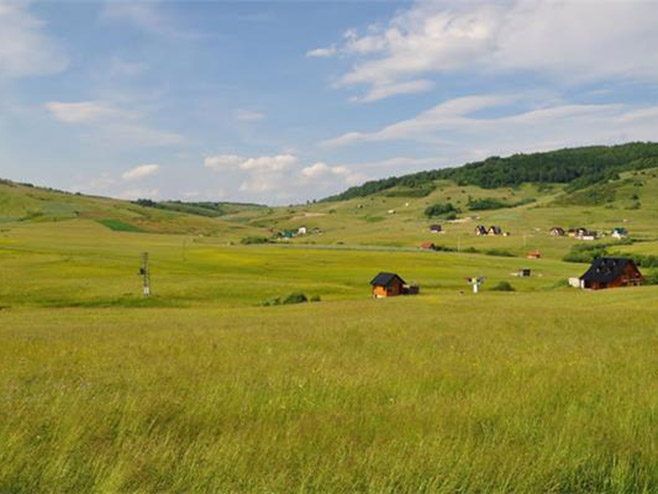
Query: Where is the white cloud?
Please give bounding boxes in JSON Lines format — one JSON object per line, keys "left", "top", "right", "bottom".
{"left": 204, "top": 153, "right": 299, "bottom": 194}
{"left": 306, "top": 46, "right": 338, "bottom": 58}
{"left": 204, "top": 154, "right": 245, "bottom": 170}
{"left": 235, "top": 109, "right": 266, "bottom": 122}
{"left": 44, "top": 101, "right": 121, "bottom": 123}
{"left": 121, "top": 164, "right": 161, "bottom": 181}
{"left": 356, "top": 79, "right": 435, "bottom": 103}
{"left": 322, "top": 94, "right": 658, "bottom": 168}
{"left": 321, "top": 0, "right": 658, "bottom": 101}
{"left": 240, "top": 154, "right": 298, "bottom": 171}
{"left": 0, "top": 2, "right": 68, "bottom": 78}
{"left": 301, "top": 162, "right": 367, "bottom": 187}
{"left": 44, "top": 100, "right": 184, "bottom": 147}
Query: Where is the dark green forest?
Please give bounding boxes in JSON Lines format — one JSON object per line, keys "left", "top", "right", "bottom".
{"left": 323, "top": 142, "right": 658, "bottom": 201}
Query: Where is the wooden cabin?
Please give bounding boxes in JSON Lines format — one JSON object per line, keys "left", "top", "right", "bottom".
{"left": 580, "top": 257, "right": 643, "bottom": 290}
{"left": 370, "top": 272, "right": 406, "bottom": 298}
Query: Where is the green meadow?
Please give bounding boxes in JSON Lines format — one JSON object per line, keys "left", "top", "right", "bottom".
{"left": 3, "top": 167, "right": 658, "bottom": 492}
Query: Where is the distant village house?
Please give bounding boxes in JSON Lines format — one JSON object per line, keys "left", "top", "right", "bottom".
{"left": 429, "top": 224, "right": 442, "bottom": 234}
{"left": 612, "top": 227, "right": 628, "bottom": 239}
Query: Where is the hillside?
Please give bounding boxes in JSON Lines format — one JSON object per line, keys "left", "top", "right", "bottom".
{"left": 324, "top": 142, "right": 658, "bottom": 202}
{"left": 0, "top": 179, "right": 266, "bottom": 237}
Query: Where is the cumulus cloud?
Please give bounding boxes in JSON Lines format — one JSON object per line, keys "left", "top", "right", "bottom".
{"left": 204, "top": 154, "right": 244, "bottom": 170}
{"left": 121, "top": 164, "right": 161, "bottom": 181}
{"left": 0, "top": 2, "right": 68, "bottom": 78}
{"left": 300, "top": 162, "right": 365, "bottom": 186}
{"left": 318, "top": 0, "right": 658, "bottom": 101}
{"left": 44, "top": 101, "right": 121, "bottom": 123}
{"left": 235, "top": 109, "right": 265, "bottom": 121}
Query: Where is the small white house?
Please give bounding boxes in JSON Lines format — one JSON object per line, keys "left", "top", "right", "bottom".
{"left": 612, "top": 228, "right": 628, "bottom": 239}
{"left": 297, "top": 226, "right": 307, "bottom": 235}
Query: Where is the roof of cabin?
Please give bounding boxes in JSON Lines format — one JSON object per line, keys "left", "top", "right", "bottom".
{"left": 370, "top": 272, "right": 406, "bottom": 287}
{"left": 580, "top": 257, "right": 640, "bottom": 283}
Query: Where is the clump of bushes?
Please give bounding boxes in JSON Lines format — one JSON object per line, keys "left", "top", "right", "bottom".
{"left": 259, "top": 292, "right": 321, "bottom": 307}
{"left": 424, "top": 202, "right": 458, "bottom": 218}
{"left": 467, "top": 197, "right": 535, "bottom": 211}
{"left": 485, "top": 249, "right": 515, "bottom": 257}
{"left": 241, "top": 236, "right": 271, "bottom": 245}
{"left": 491, "top": 281, "right": 515, "bottom": 292}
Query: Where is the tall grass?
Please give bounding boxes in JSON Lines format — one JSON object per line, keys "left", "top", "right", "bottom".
{"left": 2, "top": 291, "right": 658, "bottom": 492}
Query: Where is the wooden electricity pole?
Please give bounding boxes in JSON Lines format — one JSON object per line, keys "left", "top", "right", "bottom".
{"left": 140, "top": 252, "right": 151, "bottom": 297}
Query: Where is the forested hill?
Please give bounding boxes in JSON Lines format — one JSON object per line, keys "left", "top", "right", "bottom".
{"left": 324, "top": 142, "right": 658, "bottom": 202}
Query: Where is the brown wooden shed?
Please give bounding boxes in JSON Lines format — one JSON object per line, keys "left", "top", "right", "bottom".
{"left": 370, "top": 272, "right": 406, "bottom": 298}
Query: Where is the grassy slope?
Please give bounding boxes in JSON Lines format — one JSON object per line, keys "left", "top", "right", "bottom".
{"left": 3, "top": 166, "right": 658, "bottom": 491}
{"left": 3, "top": 291, "right": 658, "bottom": 492}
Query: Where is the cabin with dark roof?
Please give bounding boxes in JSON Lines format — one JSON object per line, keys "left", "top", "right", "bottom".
{"left": 429, "top": 224, "right": 442, "bottom": 233}
{"left": 488, "top": 226, "right": 503, "bottom": 236}
{"left": 475, "top": 225, "right": 487, "bottom": 236}
{"left": 550, "top": 227, "right": 565, "bottom": 237}
{"left": 580, "top": 257, "right": 643, "bottom": 290}
{"left": 370, "top": 272, "right": 406, "bottom": 298}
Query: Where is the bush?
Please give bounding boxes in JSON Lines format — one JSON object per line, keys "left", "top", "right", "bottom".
{"left": 485, "top": 249, "right": 515, "bottom": 257}
{"left": 259, "top": 297, "right": 281, "bottom": 307}
{"left": 491, "top": 281, "right": 516, "bottom": 292}
{"left": 241, "top": 236, "right": 270, "bottom": 245}
{"left": 282, "top": 292, "right": 308, "bottom": 305}
{"left": 424, "top": 202, "right": 457, "bottom": 218}
{"left": 310, "top": 295, "right": 321, "bottom": 302}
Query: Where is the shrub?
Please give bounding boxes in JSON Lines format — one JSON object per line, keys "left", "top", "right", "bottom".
{"left": 310, "top": 295, "right": 321, "bottom": 303}
{"left": 283, "top": 292, "right": 308, "bottom": 305}
{"left": 259, "top": 297, "right": 281, "bottom": 307}
{"left": 424, "top": 203, "right": 457, "bottom": 218}
{"left": 241, "top": 236, "right": 270, "bottom": 245}
{"left": 491, "top": 281, "right": 515, "bottom": 292}
{"left": 485, "top": 249, "right": 515, "bottom": 257}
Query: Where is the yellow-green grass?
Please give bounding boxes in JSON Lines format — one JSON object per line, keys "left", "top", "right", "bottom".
{"left": 3, "top": 290, "right": 658, "bottom": 492}
{"left": 0, "top": 220, "right": 581, "bottom": 309}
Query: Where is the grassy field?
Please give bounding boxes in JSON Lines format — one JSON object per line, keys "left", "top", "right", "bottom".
{"left": 3, "top": 175, "right": 658, "bottom": 492}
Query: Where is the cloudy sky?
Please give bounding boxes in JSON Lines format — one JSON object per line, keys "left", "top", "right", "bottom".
{"left": 1, "top": 0, "right": 658, "bottom": 204}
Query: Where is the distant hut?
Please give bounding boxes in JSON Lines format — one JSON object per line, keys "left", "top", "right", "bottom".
{"left": 612, "top": 227, "right": 628, "bottom": 239}
{"left": 517, "top": 268, "right": 532, "bottom": 277}
{"left": 488, "top": 226, "right": 502, "bottom": 235}
{"left": 527, "top": 250, "right": 542, "bottom": 259}
{"left": 429, "top": 224, "right": 442, "bottom": 234}
{"left": 297, "top": 226, "right": 308, "bottom": 235}
{"left": 550, "top": 227, "right": 565, "bottom": 237}
{"left": 370, "top": 272, "right": 406, "bottom": 298}
{"left": 579, "top": 257, "right": 643, "bottom": 290}
{"left": 475, "top": 225, "right": 488, "bottom": 236}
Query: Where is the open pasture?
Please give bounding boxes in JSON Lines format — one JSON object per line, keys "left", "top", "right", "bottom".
{"left": 1, "top": 196, "right": 658, "bottom": 492}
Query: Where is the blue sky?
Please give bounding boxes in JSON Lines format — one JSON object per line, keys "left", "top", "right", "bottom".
{"left": 1, "top": 0, "right": 658, "bottom": 204}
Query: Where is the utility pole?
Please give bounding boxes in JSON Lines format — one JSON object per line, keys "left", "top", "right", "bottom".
{"left": 140, "top": 252, "right": 151, "bottom": 297}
